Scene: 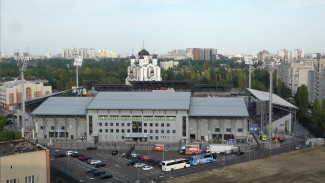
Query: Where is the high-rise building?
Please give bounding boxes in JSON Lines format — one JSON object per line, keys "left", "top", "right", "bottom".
{"left": 308, "top": 55, "right": 325, "bottom": 106}
{"left": 290, "top": 49, "right": 305, "bottom": 59}
{"left": 257, "top": 50, "right": 272, "bottom": 62}
{"left": 192, "top": 48, "right": 217, "bottom": 61}
{"left": 63, "top": 48, "right": 96, "bottom": 59}
{"left": 277, "top": 49, "right": 290, "bottom": 60}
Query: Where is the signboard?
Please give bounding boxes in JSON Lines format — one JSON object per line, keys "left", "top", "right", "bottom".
{"left": 73, "top": 56, "right": 83, "bottom": 66}
{"left": 249, "top": 124, "right": 258, "bottom": 134}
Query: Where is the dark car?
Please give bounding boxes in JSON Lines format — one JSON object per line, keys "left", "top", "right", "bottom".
{"left": 127, "top": 159, "right": 139, "bottom": 166}
{"left": 52, "top": 152, "right": 66, "bottom": 158}
{"left": 86, "top": 146, "right": 97, "bottom": 150}
{"left": 112, "top": 150, "right": 118, "bottom": 155}
{"left": 93, "top": 170, "right": 106, "bottom": 176}
{"left": 71, "top": 153, "right": 83, "bottom": 158}
{"left": 86, "top": 168, "right": 98, "bottom": 174}
{"left": 95, "top": 162, "right": 106, "bottom": 168}
{"left": 81, "top": 157, "right": 92, "bottom": 162}
{"left": 234, "top": 151, "right": 244, "bottom": 156}
{"left": 99, "top": 174, "right": 113, "bottom": 180}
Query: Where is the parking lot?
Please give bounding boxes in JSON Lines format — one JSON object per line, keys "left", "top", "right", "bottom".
{"left": 50, "top": 138, "right": 306, "bottom": 183}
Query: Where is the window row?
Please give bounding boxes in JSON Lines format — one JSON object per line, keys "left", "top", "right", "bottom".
{"left": 215, "top": 128, "right": 243, "bottom": 132}
{"left": 99, "top": 129, "right": 176, "bottom": 134}
{"left": 99, "top": 135, "right": 176, "bottom": 141}
{"left": 97, "top": 115, "right": 177, "bottom": 121}
{"left": 98, "top": 122, "right": 171, "bottom": 127}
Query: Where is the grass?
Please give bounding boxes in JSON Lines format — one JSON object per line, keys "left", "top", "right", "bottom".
{"left": 166, "top": 146, "right": 325, "bottom": 183}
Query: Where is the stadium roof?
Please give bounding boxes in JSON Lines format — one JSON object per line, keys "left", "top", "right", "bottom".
{"left": 189, "top": 97, "right": 249, "bottom": 117}
{"left": 32, "top": 97, "right": 93, "bottom": 116}
{"left": 87, "top": 92, "right": 191, "bottom": 110}
{"left": 247, "top": 88, "right": 297, "bottom": 109}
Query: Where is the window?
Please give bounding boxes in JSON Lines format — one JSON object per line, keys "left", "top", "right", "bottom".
{"left": 105, "top": 129, "right": 108, "bottom": 133}
{"left": 215, "top": 128, "right": 220, "bottom": 132}
{"left": 144, "top": 123, "right": 147, "bottom": 127}
{"left": 150, "top": 129, "right": 153, "bottom": 133}
{"left": 155, "top": 116, "right": 165, "bottom": 121}
{"left": 155, "top": 136, "right": 159, "bottom": 140}
{"left": 121, "top": 116, "right": 131, "bottom": 120}
{"left": 150, "top": 123, "right": 153, "bottom": 127}
{"left": 122, "top": 136, "right": 125, "bottom": 139}
{"left": 122, "top": 123, "right": 125, "bottom": 126}
{"left": 122, "top": 129, "right": 125, "bottom": 133}
{"left": 127, "top": 123, "right": 131, "bottom": 126}
{"left": 161, "top": 123, "right": 164, "bottom": 127}
{"left": 167, "top": 130, "right": 170, "bottom": 133}
{"left": 144, "top": 129, "right": 147, "bottom": 133}
{"left": 105, "top": 123, "right": 108, "bottom": 126}
{"left": 155, "top": 130, "right": 158, "bottom": 133}
{"left": 166, "top": 116, "right": 176, "bottom": 121}
{"left": 51, "top": 126, "right": 54, "bottom": 130}
{"left": 110, "top": 129, "right": 113, "bottom": 133}
{"left": 167, "top": 123, "right": 170, "bottom": 127}
{"left": 25, "top": 175, "right": 34, "bottom": 183}
{"left": 238, "top": 128, "right": 243, "bottom": 132}
{"left": 116, "top": 123, "right": 119, "bottom": 126}
{"left": 143, "top": 116, "right": 153, "bottom": 121}
{"left": 182, "top": 116, "right": 186, "bottom": 137}
{"left": 98, "top": 115, "right": 108, "bottom": 120}
{"left": 116, "top": 129, "right": 119, "bottom": 133}
{"left": 99, "top": 129, "right": 102, "bottom": 133}
{"left": 110, "top": 123, "right": 113, "bottom": 126}
{"left": 99, "top": 123, "right": 102, "bottom": 126}
{"left": 61, "top": 126, "right": 65, "bottom": 130}
{"left": 226, "top": 128, "right": 231, "bottom": 132}
{"left": 150, "top": 136, "right": 153, "bottom": 140}
{"left": 109, "top": 115, "right": 119, "bottom": 120}
{"left": 161, "top": 130, "right": 164, "bottom": 133}
{"left": 132, "top": 116, "right": 142, "bottom": 121}
{"left": 155, "top": 123, "right": 158, "bottom": 127}
{"left": 40, "top": 126, "right": 44, "bottom": 130}
{"left": 172, "top": 130, "right": 176, "bottom": 134}
{"left": 6, "top": 179, "right": 16, "bottom": 183}
{"left": 127, "top": 129, "right": 130, "bottom": 133}
{"left": 89, "top": 116, "right": 93, "bottom": 135}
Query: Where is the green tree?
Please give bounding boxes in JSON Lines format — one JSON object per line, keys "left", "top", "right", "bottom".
{"left": 311, "top": 99, "right": 321, "bottom": 128}
{"left": 295, "top": 85, "right": 309, "bottom": 119}
{"left": 0, "top": 111, "right": 5, "bottom": 132}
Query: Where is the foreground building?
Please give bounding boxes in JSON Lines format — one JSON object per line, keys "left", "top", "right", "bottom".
{"left": 32, "top": 92, "right": 249, "bottom": 143}
{"left": 0, "top": 141, "right": 50, "bottom": 183}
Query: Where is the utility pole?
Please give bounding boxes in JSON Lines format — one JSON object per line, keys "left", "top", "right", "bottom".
{"left": 268, "top": 66, "right": 273, "bottom": 137}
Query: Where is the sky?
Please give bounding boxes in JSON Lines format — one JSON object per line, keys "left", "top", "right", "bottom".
{"left": 2, "top": 0, "right": 325, "bottom": 55}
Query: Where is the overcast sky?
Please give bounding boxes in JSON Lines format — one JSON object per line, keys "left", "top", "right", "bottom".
{"left": 2, "top": 0, "right": 325, "bottom": 55}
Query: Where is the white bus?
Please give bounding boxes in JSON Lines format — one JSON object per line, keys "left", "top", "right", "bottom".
{"left": 161, "top": 158, "right": 190, "bottom": 171}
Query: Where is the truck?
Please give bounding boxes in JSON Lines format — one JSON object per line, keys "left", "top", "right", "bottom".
{"left": 306, "top": 138, "right": 325, "bottom": 147}
{"left": 180, "top": 145, "right": 200, "bottom": 155}
{"left": 271, "top": 136, "right": 285, "bottom": 143}
{"left": 188, "top": 154, "right": 216, "bottom": 166}
{"left": 206, "top": 144, "right": 238, "bottom": 155}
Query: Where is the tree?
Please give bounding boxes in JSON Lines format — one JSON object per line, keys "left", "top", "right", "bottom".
{"left": 0, "top": 111, "right": 5, "bottom": 132}
{"left": 311, "top": 99, "right": 321, "bottom": 128}
{"left": 295, "top": 85, "right": 309, "bottom": 119}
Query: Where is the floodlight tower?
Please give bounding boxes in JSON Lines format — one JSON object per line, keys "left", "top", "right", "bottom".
{"left": 19, "top": 56, "right": 29, "bottom": 140}
{"left": 73, "top": 55, "right": 83, "bottom": 95}
{"left": 244, "top": 56, "right": 253, "bottom": 89}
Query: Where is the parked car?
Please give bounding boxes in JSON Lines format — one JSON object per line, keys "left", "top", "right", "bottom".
{"left": 141, "top": 156, "right": 150, "bottom": 161}
{"left": 52, "top": 152, "right": 66, "bottom": 158}
{"left": 71, "top": 153, "right": 83, "bottom": 158}
{"left": 86, "top": 168, "right": 98, "bottom": 174}
{"left": 89, "top": 160, "right": 101, "bottom": 165}
{"left": 95, "top": 163, "right": 106, "bottom": 168}
{"left": 131, "top": 153, "right": 139, "bottom": 158}
{"left": 81, "top": 157, "right": 92, "bottom": 162}
{"left": 234, "top": 151, "right": 244, "bottom": 156}
{"left": 295, "top": 145, "right": 304, "bottom": 150}
{"left": 87, "top": 159, "right": 93, "bottom": 164}
{"left": 99, "top": 174, "right": 113, "bottom": 180}
{"left": 127, "top": 159, "right": 139, "bottom": 166}
{"left": 134, "top": 163, "right": 145, "bottom": 168}
{"left": 86, "top": 146, "right": 97, "bottom": 150}
{"left": 78, "top": 155, "right": 86, "bottom": 160}
{"left": 112, "top": 150, "right": 118, "bottom": 155}
{"left": 66, "top": 151, "right": 78, "bottom": 156}
{"left": 142, "top": 166, "right": 153, "bottom": 171}
{"left": 93, "top": 170, "right": 106, "bottom": 176}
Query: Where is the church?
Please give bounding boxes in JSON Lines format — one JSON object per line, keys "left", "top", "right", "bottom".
{"left": 125, "top": 47, "right": 162, "bottom": 85}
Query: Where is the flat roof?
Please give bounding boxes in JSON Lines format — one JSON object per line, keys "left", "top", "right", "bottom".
{"left": 32, "top": 97, "right": 93, "bottom": 116}
{"left": 189, "top": 97, "right": 249, "bottom": 117}
{"left": 247, "top": 88, "right": 297, "bottom": 109}
{"left": 87, "top": 92, "right": 191, "bottom": 110}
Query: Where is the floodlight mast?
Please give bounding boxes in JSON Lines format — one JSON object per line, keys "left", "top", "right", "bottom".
{"left": 19, "top": 56, "right": 29, "bottom": 141}
{"left": 73, "top": 53, "right": 83, "bottom": 96}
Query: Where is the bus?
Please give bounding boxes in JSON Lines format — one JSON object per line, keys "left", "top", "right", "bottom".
{"left": 188, "top": 154, "right": 215, "bottom": 166}
{"left": 161, "top": 158, "right": 190, "bottom": 171}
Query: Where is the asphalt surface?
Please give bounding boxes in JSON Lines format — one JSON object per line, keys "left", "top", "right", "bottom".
{"left": 50, "top": 138, "right": 306, "bottom": 183}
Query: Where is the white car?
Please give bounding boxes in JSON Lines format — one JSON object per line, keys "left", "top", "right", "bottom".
{"left": 142, "top": 166, "right": 153, "bottom": 171}
{"left": 131, "top": 153, "right": 139, "bottom": 158}
{"left": 134, "top": 163, "right": 145, "bottom": 168}
{"left": 89, "top": 160, "right": 101, "bottom": 165}
{"left": 66, "top": 151, "right": 78, "bottom": 156}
